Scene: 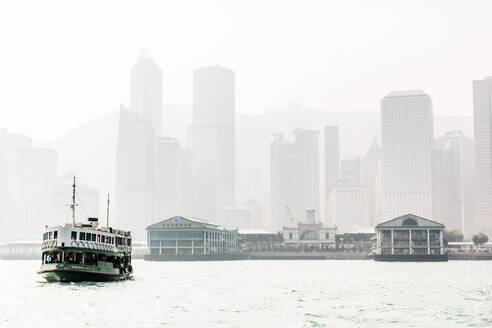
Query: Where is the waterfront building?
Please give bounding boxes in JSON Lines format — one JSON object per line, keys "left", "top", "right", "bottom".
{"left": 189, "top": 66, "right": 235, "bottom": 221}
{"left": 271, "top": 129, "right": 320, "bottom": 230}
{"left": 145, "top": 216, "right": 240, "bottom": 260}
{"left": 381, "top": 90, "right": 434, "bottom": 221}
{"left": 336, "top": 229, "right": 376, "bottom": 251}
{"left": 361, "top": 139, "right": 382, "bottom": 227}
{"left": 238, "top": 229, "right": 282, "bottom": 251}
{"left": 375, "top": 214, "right": 446, "bottom": 261}
{"left": 473, "top": 77, "right": 492, "bottom": 235}
{"left": 282, "top": 209, "right": 336, "bottom": 249}
{"left": 328, "top": 185, "right": 369, "bottom": 233}
{"left": 324, "top": 126, "right": 340, "bottom": 224}
{"left": 433, "top": 131, "right": 474, "bottom": 235}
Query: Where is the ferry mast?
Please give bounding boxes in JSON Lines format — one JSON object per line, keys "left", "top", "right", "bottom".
{"left": 70, "top": 177, "right": 78, "bottom": 226}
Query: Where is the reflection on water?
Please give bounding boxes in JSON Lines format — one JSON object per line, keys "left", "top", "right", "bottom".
{"left": 2, "top": 260, "right": 492, "bottom": 327}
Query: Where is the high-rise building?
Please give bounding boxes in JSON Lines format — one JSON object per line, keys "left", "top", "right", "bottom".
{"left": 381, "top": 90, "right": 434, "bottom": 220}
{"left": 270, "top": 129, "right": 320, "bottom": 231}
{"left": 130, "top": 51, "right": 163, "bottom": 136}
{"left": 328, "top": 186, "right": 369, "bottom": 233}
{"left": 220, "top": 206, "right": 254, "bottom": 229}
{"left": 361, "top": 139, "right": 382, "bottom": 227}
{"left": 17, "top": 147, "right": 58, "bottom": 240}
{"left": 0, "top": 129, "right": 33, "bottom": 241}
{"left": 433, "top": 131, "right": 474, "bottom": 235}
{"left": 473, "top": 77, "right": 492, "bottom": 235}
{"left": 154, "top": 137, "right": 183, "bottom": 220}
{"left": 189, "top": 66, "right": 235, "bottom": 220}
{"left": 341, "top": 158, "right": 361, "bottom": 186}
{"left": 324, "top": 126, "right": 340, "bottom": 224}
{"left": 116, "top": 54, "right": 163, "bottom": 241}
{"left": 115, "top": 107, "right": 155, "bottom": 241}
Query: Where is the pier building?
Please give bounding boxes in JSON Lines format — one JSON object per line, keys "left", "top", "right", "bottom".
{"left": 375, "top": 214, "right": 447, "bottom": 261}
{"left": 145, "top": 216, "right": 241, "bottom": 260}
{"left": 282, "top": 209, "right": 337, "bottom": 250}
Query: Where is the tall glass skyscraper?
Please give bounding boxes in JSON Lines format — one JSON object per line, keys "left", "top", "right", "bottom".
{"left": 189, "top": 66, "right": 235, "bottom": 221}
{"left": 380, "top": 90, "right": 434, "bottom": 220}
{"left": 473, "top": 77, "right": 492, "bottom": 235}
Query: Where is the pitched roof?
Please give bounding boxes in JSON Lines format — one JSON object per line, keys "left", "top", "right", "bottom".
{"left": 146, "top": 216, "right": 232, "bottom": 231}
{"left": 376, "top": 214, "right": 444, "bottom": 228}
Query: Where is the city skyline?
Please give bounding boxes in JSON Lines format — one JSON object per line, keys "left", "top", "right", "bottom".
{"left": 0, "top": 52, "right": 484, "bottom": 241}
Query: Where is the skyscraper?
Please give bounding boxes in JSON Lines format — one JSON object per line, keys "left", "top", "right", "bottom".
{"left": 153, "top": 137, "right": 183, "bottom": 220}
{"left": 270, "top": 129, "right": 320, "bottom": 230}
{"left": 116, "top": 54, "right": 163, "bottom": 241}
{"left": 189, "top": 66, "right": 235, "bottom": 221}
{"left": 0, "top": 129, "right": 33, "bottom": 241}
{"left": 381, "top": 90, "right": 434, "bottom": 220}
{"left": 433, "top": 131, "right": 474, "bottom": 234}
{"left": 115, "top": 106, "right": 155, "bottom": 240}
{"left": 17, "top": 147, "right": 57, "bottom": 240}
{"left": 328, "top": 185, "right": 369, "bottom": 233}
{"left": 325, "top": 126, "right": 340, "bottom": 224}
{"left": 362, "top": 139, "right": 382, "bottom": 226}
{"left": 473, "top": 77, "right": 492, "bottom": 235}
{"left": 130, "top": 51, "right": 163, "bottom": 136}
{"left": 341, "top": 158, "right": 361, "bottom": 186}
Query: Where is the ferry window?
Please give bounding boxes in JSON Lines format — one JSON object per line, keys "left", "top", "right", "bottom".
{"left": 43, "top": 233, "right": 47, "bottom": 241}
{"left": 325, "top": 232, "right": 329, "bottom": 239}
{"left": 80, "top": 232, "right": 86, "bottom": 241}
{"left": 48, "top": 232, "right": 52, "bottom": 239}
{"left": 54, "top": 231, "right": 58, "bottom": 239}
{"left": 97, "top": 235, "right": 100, "bottom": 242}
{"left": 71, "top": 231, "right": 77, "bottom": 240}
{"left": 127, "top": 238, "right": 132, "bottom": 246}
{"left": 92, "top": 234, "right": 96, "bottom": 242}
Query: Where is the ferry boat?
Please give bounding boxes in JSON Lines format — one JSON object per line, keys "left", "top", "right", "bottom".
{"left": 38, "top": 178, "right": 133, "bottom": 282}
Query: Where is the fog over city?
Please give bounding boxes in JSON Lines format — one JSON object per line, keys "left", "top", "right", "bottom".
{"left": 1, "top": 1, "right": 492, "bottom": 242}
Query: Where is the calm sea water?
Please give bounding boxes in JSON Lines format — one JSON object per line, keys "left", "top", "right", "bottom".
{"left": 1, "top": 260, "right": 491, "bottom": 327}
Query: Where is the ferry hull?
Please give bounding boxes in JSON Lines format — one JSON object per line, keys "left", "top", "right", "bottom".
{"left": 40, "top": 269, "right": 132, "bottom": 282}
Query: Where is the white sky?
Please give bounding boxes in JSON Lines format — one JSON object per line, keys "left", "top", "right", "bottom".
{"left": 1, "top": 0, "right": 491, "bottom": 141}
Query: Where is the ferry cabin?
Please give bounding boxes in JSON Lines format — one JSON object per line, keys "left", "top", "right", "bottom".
{"left": 41, "top": 224, "right": 132, "bottom": 267}
{"left": 375, "top": 214, "right": 446, "bottom": 260}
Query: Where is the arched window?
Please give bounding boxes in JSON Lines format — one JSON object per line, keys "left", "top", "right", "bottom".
{"left": 402, "top": 218, "right": 418, "bottom": 226}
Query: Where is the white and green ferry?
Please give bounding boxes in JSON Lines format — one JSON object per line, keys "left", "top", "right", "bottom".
{"left": 38, "top": 178, "right": 133, "bottom": 282}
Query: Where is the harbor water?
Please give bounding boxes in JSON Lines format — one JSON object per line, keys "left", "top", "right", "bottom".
{"left": 1, "top": 260, "right": 492, "bottom": 327}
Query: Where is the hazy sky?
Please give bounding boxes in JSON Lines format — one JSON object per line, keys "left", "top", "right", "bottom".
{"left": 1, "top": 0, "right": 491, "bottom": 141}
